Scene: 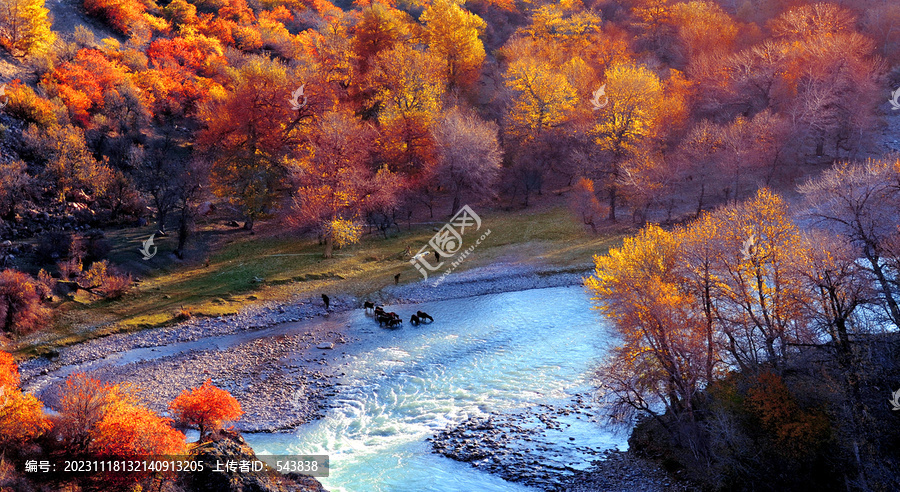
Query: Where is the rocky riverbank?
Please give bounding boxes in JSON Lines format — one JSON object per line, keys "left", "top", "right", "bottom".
{"left": 427, "top": 392, "right": 690, "bottom": 492}
{"left": 428, "top": 394, "right": 606, "bottom": 490}
{"left": 17, "top": 262, "right": 688, "bottom": 491}
{"left": 20, "top": 263, "right": 589, "bottom": 431}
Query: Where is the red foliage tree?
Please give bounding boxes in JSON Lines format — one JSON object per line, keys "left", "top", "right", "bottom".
{"left": 169, "top": 379, "right": 242, "bottom": 440}
{"left": 0, "top": 269, "right": 49, "bottom": 336}
{"left": 83, "top": 0, "right": 147, "bottom": 35}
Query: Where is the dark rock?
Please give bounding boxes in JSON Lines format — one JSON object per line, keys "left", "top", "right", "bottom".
{"left": 186, "top": 430, "right": 328, "bottom": 492}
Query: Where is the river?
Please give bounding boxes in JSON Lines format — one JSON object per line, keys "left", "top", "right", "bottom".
{"left": 243, "top": 285, "right": 625, "bottom": 491}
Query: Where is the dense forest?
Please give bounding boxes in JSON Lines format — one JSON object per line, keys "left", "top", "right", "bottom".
{"left": 1, "top": 0, "right": 900, "bottom": 488}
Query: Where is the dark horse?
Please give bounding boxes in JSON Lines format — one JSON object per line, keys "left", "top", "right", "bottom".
{"left": 322, "top": 294, "right": 330, "bottom": 310}
{"left": 410, "top": 314, "right": 420, "bottom": 325}
{"left": 363, "top": 301, "right": 375, "bottom": 313}
{"left": 378, "top": 312, "right": 401, "bottom": 328}
{"left": 416, "top": 311, "right": 433, "bottom": 323}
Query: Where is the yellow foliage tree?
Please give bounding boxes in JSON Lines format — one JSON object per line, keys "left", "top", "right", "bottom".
{"left": 504, "top": 56, "right": 577, "bottom": 136}
{"left": 592, "top": 62, "right": 663, "bottom": 221}
{"left": 0, "top": 0, "right": 55, "bottom": 56}
{"left": 419, "top": 0, "right": 486, "bottom": 90}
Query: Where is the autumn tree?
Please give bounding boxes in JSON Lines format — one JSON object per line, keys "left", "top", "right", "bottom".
{"left": 797, "top": 231, "right": 871, "bottom": 361}
{"left": 0, "top": 352, "right": 50, "bottom": 452}
{"left": 591, "top": 62, "right": 663, "bottom": 221}
{"left": 352, "top": 1, "right": 412, "bottom": 73}
{"left": 588, "top": 189, "right": 820, "bottom": 443}
{"left": 370, "top": 44, "right": 444, "bottom": 179}
{"left": 40, "top": 48, "right": 133, "bottom": 126}
{"left": 504, "top": 55, "right": 577, "bottom": 137}
{"left": 287, "top": 111, "right": 375, "bottom": 258}
{"left": 90, "top": 400, "right": 186, "bottom": 458}
{"left": 83, "top": 0, "right": 148, "bottom": 35}
{"left": 0, "top": 351, "right": 18, "bottom": 389}
{"left": 56, "top": 374, "right": 132, "bottom": 454}
{"left": 800, "top": 159, "right": 900, "bottom": 328}
{"left": 198, "top": 56, "right": 306, "bottom": 231}
{"left": 432, "top": 108, "right": 502, "bottom": 215}
{"left": 0, "top": 0, "right": 54, "bottom": 55}
{"left": 23, "top": 124, "right": 116, "bottom": 204}
{"left": 668, "top": 1, "right": 738, "bottom": 66}
{"left": 703, "top": 189, "right": 814, "bottom": 370}
{"left": 503, "top": 54, "right": 578, "bottom": 206}
{"left": 169, "top": 379, "right": 242, "bottom": 441}
{"left": 419, "top": 0, "right": 486, "bottom": 90}
{"left": 0, "top": 161, "right": 33, "bottom": 221}
{"left": 568, "top": 177, "right": 605, "bottom": 233}
{"left": 0, "top": 269, "right": 49, "bottom": 336}
{"left": 0, "top": 387, "right": 50, "bottom": 449}
{"left": 588, "top": 223, "right": 718, "bottom": 441}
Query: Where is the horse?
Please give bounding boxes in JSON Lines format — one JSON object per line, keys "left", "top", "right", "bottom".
{"left": 374, "top": 306, "right": 385, "bottom": 317}
{"left": 416, "top": 311, "right": 433, "bottom": 323}
{"left": 410, "top": 314, "right": 420, "bottom": 325}
{"left": 321, "top": 294, "right": 330, "bottom": 310}
{"left": 364, "top": 301, "right": 375, "bottom": 313}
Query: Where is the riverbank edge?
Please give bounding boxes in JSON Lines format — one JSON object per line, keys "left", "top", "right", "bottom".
{"left": 19, "top": 263, "right": 591, "bottom": 382}
{"left": 19, "top": 263, "right": 688, "bottom": 491}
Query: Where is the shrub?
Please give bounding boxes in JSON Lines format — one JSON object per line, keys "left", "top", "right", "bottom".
{"left": 57, "top": 258, "right": 83, "bottom": 280}
{"left": 0, "top": 80, "right": 57, "bottom": 127}
{"left": 82, "top": 0, "right": 147, "bottom": 35}
{"left": 0, "top": 269, "right": 50, "bottom": 335}
{"left": 0, "top": 350, "right": 19, "bottom": 388}
{"left": 35, "top": 269, "right": 56, "bottom": 300}
{"left": 79, "top": 260, "right": 132, "bottom": 298}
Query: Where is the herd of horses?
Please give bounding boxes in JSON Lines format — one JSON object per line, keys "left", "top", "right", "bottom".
{"left": 319, "top": 294, "right": 434, "bottom": 328}
{"left": 362, "top": 301, "right": 433, "bottom": 328}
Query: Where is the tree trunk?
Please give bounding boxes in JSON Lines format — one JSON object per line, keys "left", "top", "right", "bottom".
{"left": 175, "top": 210, "right": 190, "bottom": 259}
{"left": 608, "top": 183, "right": 617, "bottom": 222}
{"left": 324, "top": 235, "right": 334, "bottom": 259}
{"left": 157, "top": 209, "right": 168, "bottom": 234}
{"left": 866, "top": 253, "right": 900, "bottom": 326}
{"left": 451, "top": 193, "right": 461, "bottom": 217}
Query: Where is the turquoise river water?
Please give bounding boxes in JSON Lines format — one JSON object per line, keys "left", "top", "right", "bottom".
{"left": 244, "top": 286, "right": 625, "bottom": 492}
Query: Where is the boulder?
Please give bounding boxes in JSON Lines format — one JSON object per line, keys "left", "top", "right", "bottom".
{"left": 186, "top": 430, "right": 327, "bottom": 492}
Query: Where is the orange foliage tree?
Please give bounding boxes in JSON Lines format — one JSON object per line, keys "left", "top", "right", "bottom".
{"left": 0, "top": 389, "right": 50, "bottom": 449}
{"left": 0, "top": 351, "right": 18, "bottom": 389}
{"left": 169, "top": 379, "right": 242, "bottom": 440}
{"left": 83, "top": 0, "right": 147, "bottom": 35}
{"left": 0, "top": 351, "right": 50, "bottom": 450}
{"left": 588, "top": 189, "right": 819, "bottom": 435}
{"left": 90, "top": 400, "right": 186, "bottom": 457}
{"left": 41, "top": 48, "right": 132, "bottom": 126}
{"left": 56, "top": 373, "right": 186, "bottom": 458}
{"left": 198, "top": 56, "right": 305, "bottom": 231}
